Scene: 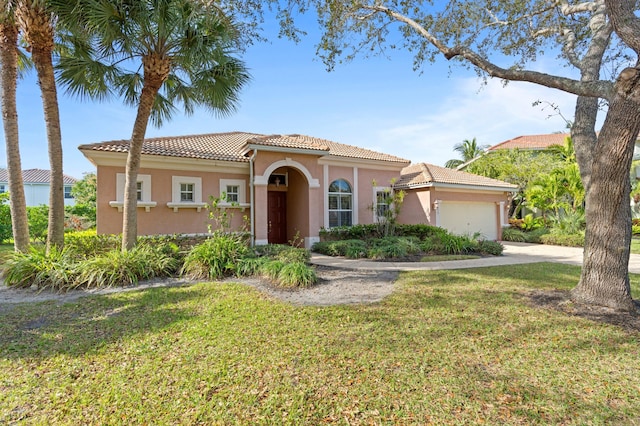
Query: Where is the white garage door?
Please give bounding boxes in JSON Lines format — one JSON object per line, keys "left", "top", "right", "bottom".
{"left": 438, "top": 201, "right": 498, "bottom": 240}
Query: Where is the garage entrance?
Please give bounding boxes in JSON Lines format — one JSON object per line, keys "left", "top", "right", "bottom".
{"left": 437, "top": 201, "right": 498, "bottom": 240}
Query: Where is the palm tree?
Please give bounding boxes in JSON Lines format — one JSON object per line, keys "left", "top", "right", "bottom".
{"left": 15, "top": 0, "right": 65, "bottom": 252}
{"left": 546, "top": 136, "right": 576, "bottom": 163}
{"left": 59, "top": 0, "right": 250, "bottom": 250}
{"left": 445, "top": 137, "right": 488, "bottom": 168}
{"left": 0, "top": 4, "right": 29, "bottom": 252}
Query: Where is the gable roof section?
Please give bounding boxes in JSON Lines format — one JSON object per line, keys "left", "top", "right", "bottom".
{"left": 488, "top": 133, "right": 570, "bottom": 151}
{"left": 396, "top": 163, "right": 517, "bottom": 192}
{"left": 0, "top": 168, "right": 77, "bottom": 185}
{"left": 80, "top": 132, "right": 410, "bottom": 165}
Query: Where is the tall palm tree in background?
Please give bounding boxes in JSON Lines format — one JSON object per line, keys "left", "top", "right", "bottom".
{"left": 59, "top": 0, "right": 250, "bottom": 250}
{"left": 15, "top": 0, "right": 65, "bottom": 252}
{"left": 0, "top": 2, "right": 29, "bottom": 252}
{"left": 445, "top": 137, "right": 488, "bottom": 169}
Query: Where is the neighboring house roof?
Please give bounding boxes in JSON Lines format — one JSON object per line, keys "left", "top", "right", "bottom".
{"left": 488, "top": 133, "right": 570, "bottom": 151}
{"left": 0, "top": 168, "right": 78, "bottom": 185}
{"left": 396, "top": 163, "right": 517, "bottom": 192}
{"left": 79, "top": 131, "right": 410, "bottom": 165}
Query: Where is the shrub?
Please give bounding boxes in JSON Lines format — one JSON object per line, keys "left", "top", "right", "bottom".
{"left": 395, "top": 224, "right": 449, "bottom": 240}
{"left": 3, "top": 247, "right": 76, "bottom": 289}
{"left": 235, "top": 256, "right": 269, "bottom": 277}
{"left": 343, "top": 240, "right": 367, "bottom": 258}
{"left": 27, "top": 205, "right": 49, "bottom": 242}
{"left": 540, "top": 232, "right": 585, "bottom": 247}
{"left": 64, "top": 231, "right": 121, "bottom": 258}
{"left": 0, "top": 202, "right": 12, "bottom": 244}
{"left": 312, "top": 240, "right": 363, "bottom": 257}
{"left": 633, "top": 224, "right": 640, "bottom": 236}
{"left": 524, "top": 227, "right": 550, "bottom": 243}
{"left": 477, "top": 240, "right": 504, "bottom": 256}
{"left": 440, "top": 234, "right": 472, "bottom": 255}
{"left": 276, "top": 261, "right": 317, "bottom": 288}
{"left": 75, "top": 246, "right": 178, "bottom": 288}
{"left": 261, "top": 260, "right": 285, "bottom": 281}
{"left": 181, "top": 233, "right": 250, "bottom": 280}
{"left": 520, "top": 214, "right": 545, "bottom": 231}
{"left": 501, "top": 227, "right": 527, "bottom": 242}
{"left": 367, "top": 238, "right": 407, "bottom": 259}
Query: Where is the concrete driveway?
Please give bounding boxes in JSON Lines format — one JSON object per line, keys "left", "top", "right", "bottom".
{"left": 310, "top": 241, "right": 640, "bottom": 273}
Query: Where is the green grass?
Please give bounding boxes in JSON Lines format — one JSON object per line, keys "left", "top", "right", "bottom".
{"left": 1, "top": 263, "right": 640, "bottom": 424}
{"left": 631, "top": 238, "right": 640, "bottom": 254}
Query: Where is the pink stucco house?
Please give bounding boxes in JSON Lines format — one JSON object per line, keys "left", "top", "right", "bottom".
{"left": 80, "top": 132, "right": 517, "bottom": 247}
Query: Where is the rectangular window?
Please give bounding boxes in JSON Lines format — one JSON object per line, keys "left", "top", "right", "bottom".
{"left": 373, "top": 186, "right": 392, "bottom": 222}
{"left": 226, "top": 185, "right": 239, "bottom": 203}
{"left": 328, "top": 194, "right": 352, "bottom": 227}
{"left": 180, "top": 183, "right": 194, "bottom": 202}
{"left": 376, "top": 190, "right": 390, "bottom": 220}
{"left": 219, "top": 179, "right": 246, "bottom": 205}
{"left": 64, "top": 186, "right": 73, "bottom": 199}
{"left": 115, "top": 173, "right": 152, "bottom": 203}
{"left": 0, "top": 185, "right": 5, "bottom": 194}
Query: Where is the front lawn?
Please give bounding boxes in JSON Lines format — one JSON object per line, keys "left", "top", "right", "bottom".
{"left": 1, "top": 263, "right": 640, "bottom": 424}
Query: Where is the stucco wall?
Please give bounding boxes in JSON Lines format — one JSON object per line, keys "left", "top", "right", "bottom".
{"left": 356, "top": 169, "right": 400, "bottom": 225}
{"left": 96, "top": 165, "right": 250, "bottom": 235}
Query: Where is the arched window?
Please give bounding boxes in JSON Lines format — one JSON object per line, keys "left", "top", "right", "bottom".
{"left": 328, "top": 179, "right": 352, "bottom": 227}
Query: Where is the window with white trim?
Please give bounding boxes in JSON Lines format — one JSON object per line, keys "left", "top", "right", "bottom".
{"left": 225, "top": 185, "right": 239, "bottom": 203}
{"left": 180, "top": 183, "right": 194, "bottom": 202}
{"left": 110, "top": 173, "right": 156, "bottom": 212}
{"left": 219, "top": 179, "right": 246, "bottom": 205}
{"left": 64, "top": 185, "right": 73, "bottom": 199}
{"left": 115, "top": 173, "right": 152, "bottom": 202}
{"left": 328, "top": 179, "right": 352, "bottom": 227}
{"left": 374, "top": 186, "right": 391, "bottom": 222}
{"left": 0, "top": 185, "right": 6, "bottom": 194}
{"left": 167, "top": 176, "right": 206, "bottom": 212}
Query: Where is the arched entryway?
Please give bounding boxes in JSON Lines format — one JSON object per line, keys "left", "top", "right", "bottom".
{"left": 253, "top": 158, "right": 321, "bottom": 248}
{"left": 266, "top": 167, "right": 308, "bottom": 244}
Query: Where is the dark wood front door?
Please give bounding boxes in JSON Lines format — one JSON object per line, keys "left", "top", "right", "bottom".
{"left": 268, "top": 191, "right": 287, "bottom": 244}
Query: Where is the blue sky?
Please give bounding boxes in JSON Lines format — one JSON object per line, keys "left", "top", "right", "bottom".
{"left": 1, "top": 16, "right": 591, "bottom": 179}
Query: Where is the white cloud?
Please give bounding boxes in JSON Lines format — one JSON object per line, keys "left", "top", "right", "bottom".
{"left": 374, "top": 77, "right": 598, "bottom": 166}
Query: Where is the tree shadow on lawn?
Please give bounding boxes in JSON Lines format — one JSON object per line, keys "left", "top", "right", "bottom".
{"left": 0, "top": 284, "right": 205, "bottom": 361}
{"left": 403, "top": 262, "right": 640, "bottom": 333}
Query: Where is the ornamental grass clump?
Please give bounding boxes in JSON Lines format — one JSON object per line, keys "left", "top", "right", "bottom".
{"left": 181, "top": 233, "right": 250, "bottom": 280}
{"left": 3, "top": 246, "right": 76, "bottom": 290}
{"left": 276, "top": 261, "right": 317, "bottom": 288}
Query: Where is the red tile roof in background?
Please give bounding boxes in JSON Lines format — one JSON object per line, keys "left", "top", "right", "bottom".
{"left": 488, "top": 133, "right": 570, "bottom": 151}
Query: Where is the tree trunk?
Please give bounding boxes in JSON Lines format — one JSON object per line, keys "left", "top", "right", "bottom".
{"left": 0, "top": 22, "right": 29, "bottom": 252}
{"left": 121, "top": 54, "right": 169, "bottom": 251}
{"left": 571, "top": 67, "right": 640, "bottom": 312}
{"left": 31, "top": 46, "right": 65, "bottom": 252}
{"left": 121, "top": 85, "right": 160, "bottom": 251}
{"left": 16, "top": 3, "right": 64, "bottom": 252}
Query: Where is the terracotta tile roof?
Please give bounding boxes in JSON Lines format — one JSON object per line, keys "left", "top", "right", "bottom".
{"left": 488, "top": 133, "right": 570, "bottom": 151}
{"left": 80, "top": 131, "right": 261, "bottom": 162}
{"left": 396, "top": 163, "right": 517, "bottom": 191}
{"left": 247, "top": 134, "right": 330, "bottom": 152}
{"left": 80, "top": 132, "right": 410, "bottom": 164}
{"left": 0, "top": 168, "right": 77, "bottom": 185}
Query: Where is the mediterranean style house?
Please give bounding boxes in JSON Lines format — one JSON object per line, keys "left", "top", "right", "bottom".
{"left": 0, "top": 168, "right": 77, "bottom": 207}
{"left": 80, "top": 132, "right": 516, "bottom": 247}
